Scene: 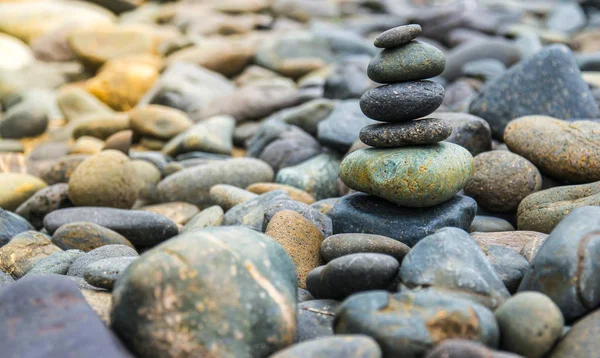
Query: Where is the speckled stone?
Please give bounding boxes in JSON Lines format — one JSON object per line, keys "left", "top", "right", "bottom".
{"left": 330, "top": 193, "right": 477, "bottom": 247}
{"left": 374, "top": 24, "right": 422, "bottom": 48}
{"left": 52, "top": 222, "right": 134, "bottom": 252}
{"left": 307, "top": 253, "right": 399, "bottom": 300}
{"left": 83, "top": 256, "right": 137, "bottom": 290}
{"left": 519, "top": 206, "right": 600, "bottom": 321}
{"left": 209, "top": 184, "right": 258, "bottom": 211}
{"left": 247, "top": 183, "right": 315, "bottom": 204}
{"left": 181, "top": 205, "right": 224, "bottom": 233}
{"left": 0, "top": 209, "right": 34, "bottom": 246}
{"left": 25, "top": 249, "right": 84, "bottom": 276}
{"left": 266, "top": 210, "right": 324, "bottom": 288}
{"left": 470, "top": 45, "right": 599, "bottom": 139}
{"left": 360, "top": 81, "right": 445, "bottom": 122}
{"left": 295, "top": 299, "right": 339, "bottom": 342}
{"left": 0, "top": 173, "right": 47, "bottom": 211}
{"left": 156, "top": 158, "right": 273, "bottom": 207}
{"left": 276, "top": 153, "right": 341, "bottom": 201}
{"left": 495, "top": 292, "right": 564, "bottom": 358}
{"left": 465, "top": 151, "right": 542, "bottom": 213}
{"left": 368, "top": 41, "right": 446, "bottom": 83}
{"left": 401, "top": 227, "right": 510, "bottom": 308}
{"left": 39, "top": 155, "right": 88, "bottom": 185}
{"left": 360, "top": 118, "right": 452, "bottom": 147}
{"left": 67, "top": 150, "right": 139, "bottom": 209}
{"left": 334, "top": 289, "right": 499, "bottom": 357}
{"left": 110, "top": 226, "right": 297, "bottom": 358}
{"left": 0, "top": 231, "right": 61, "bottom": 278}
{"left": 15, "top": 185, "right": 72, "bottom": 229}
{"left": 340, "top": 143, "right": 474, "bottom": 207}
{"left": 504, "top": 116, "right": 600, "bottom": 183}
{"left": 517, "top": 181, "right": 600, "bottom": 234}
{"left": 67, "top": 244, "right": 138, "bottom": 278}
{"left": 321, "top": 233, "right": 410, "bottom": 263}
{"left": 44, "top": 207, "right": 179, "bottom": 247}
{"left": 437, "top": 112, "right": 492, "bottom": 156}
{"left": 272, "top": 335, "right": 382, "bottom": 358}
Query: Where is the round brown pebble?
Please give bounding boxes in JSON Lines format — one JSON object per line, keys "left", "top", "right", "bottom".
{"left": 359, "top": 118, "right": 452, "bottom": 147}
{"left": 67, "top": 150, "right": 140, "bottom": 209}
{"left": 103, "top": 130, "right": 132, "bottom": 154}
{"left": 246, "top": 183, "right": 315, "bottom": 204}
{"left": 464, "top": 151, "right": 542, "bottom": 212}
{"left": 265, "top": 210, "right": 324, "bottom": 288}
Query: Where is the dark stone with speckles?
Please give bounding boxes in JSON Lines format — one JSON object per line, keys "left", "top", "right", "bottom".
{"left": 321, "top": 233, "right": 409, "bottom": 263}
{"left": 334, "top": 289, "right": 499, "bottom": 358}
{"left": 401, "top": 227, "right": 510, "bottom": 308}
{"left": 339, "top": 143, "right": 473, "bottom": 207}
{"left": 272, "top": 335, "right": 382, "bottom": 358}
{"left": 111, "top": 226, "right": 297, "bottom": 358}
{"left": 360, "top": 118, "right": 452, "bottom": 147}
{"left": 360, "top": 81, "right": 445, "bottom": 122}
{"left": 67, "top": 244, "right": 138, "bottom": 278}
{"left": 368, "top": 41, "right": 446, "bottom": 83}
{"left": 470, "top": 45, "right": 600, "bottom": 139}
{"left": 84, "top": 256, "right": 137, "bottom": 289}
{"left": 329, "top": 193, "right": 477, "bottom": 247}
{"left": 517, "top": 181, "right": 600, "bottom": 234}
{"left": 0, "top": 209, "right": 34, "bottom": 246}
{"left": 518, "top": 206, "right": 600, "bottom": 322}
{"left": 0, "top": 275, "right": 133, "bottom": 358}
{"left": 25, "top": 249, "right": 84, "bottom": 276}
{"left": 296, "top": 299, "right": 340, "bottom": 342}
{"left": 15, "top": 183, "right": 72, "bottom": 229}
{"left": 464, "top": 151, "right": 542, "bottom": 213}
{"left": 374, "top": 24, "right": 422, "bottom": 48}
{"left": 44, "top": 207, "right": 178, "bottom": 248}
{"left": 306, "top": 253, "right": 399, "bottom": 300}
{"left": 39, "top": 155, "right": 88, "bottom": 185}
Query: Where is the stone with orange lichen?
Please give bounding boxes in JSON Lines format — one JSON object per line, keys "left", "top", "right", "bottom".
{"left": 85, "top": 58, "right": 159, "bottom": 111}
{"left": 504, "top": 116, "right": 600, "bottom": 183}
{"left": 339, "top": 142, "right": 473, "bottom": 208}
{"left": 518, "top": 206, "right": 600, "bottom": 322}
{"left": 247, "top": 183, "right": 315, "bottom": 204}
{"left": 110, "top": 226, "right": 297, "bottom": 358}
{"left": 334, "top": 289, "right": 499, "bottom": 357}
{"left": 51, "top": 222, "right": 134, "bottom": 252}
{"left": 0, "top": 172, "right": 47, "bottom": 211}
{"left": 0, "top": 231, "right": 61, "bottom": 278}
{"left": 266, "top": 210, "right": 324, "bottom": 288}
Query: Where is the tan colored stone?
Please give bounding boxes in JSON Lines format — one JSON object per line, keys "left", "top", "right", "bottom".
{"left": 0, "top": 33, "right": 34, "bottom": 71}
{"left": 0, "top": 231, "right": 62, "bottom": 278}
{"left": 247, "top": 182, "right": 315, "bottom": 204}
{"left": 72, "top": 113, "right": 130, "bottom": 140}
{"left": 266, "top": 210, "right": 324, "bottom": 288}
{"left": 140, "top": 202, "right": 199, "bottom": 225}
{"left": 0, "top": 173, "right": 47, "bottom": 211}
{"left": 82, "top": 289, "right": 112, "bottom": 325}
{"left": 69, "top": 136, "right": 104, "bottom": 155}
{"left": 129, "top": 105, "right": 192, "bottom": 139}
{"left": 103, "top": 130, "right": 132, "bottom": 154}
{"left": 471, "top": 231, "right": 548, "bottom": 262}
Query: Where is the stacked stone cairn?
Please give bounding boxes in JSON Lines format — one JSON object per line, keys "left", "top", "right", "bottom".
{"left": 339, "top": 25, "right": 475, "bottom": 227}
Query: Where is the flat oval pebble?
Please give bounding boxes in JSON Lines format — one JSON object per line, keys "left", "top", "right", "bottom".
{"left": 306, "top": 253, "right": 399, "bottom": 300}
{"left": 339, "top": 143, "right": 474, "bottom": 207}
{"left": 360, "top": 81, "right": 445, "bottom": 122}
{"left": 247, "top": 183, "right": 316, "bottom": 204}
{"left": 272, "top": 335, "right": 382, "bottom": 358}
{"left": 83, "top": 256, "right": 137, "bottom": 290}
{"left": 469, "top": 216, "right": 515, "bottom": 232}
{"left": 140, "top": 202, "right": 199, "bottom": 226}
{"left": 359, "top": 118, "right": 452, "bottom": 147}
{"left": 0, "top": 173, "right": 47, "bottom": 211}
{"left": 25, "top": 249, "right": 84, "bottom": 276}
{"left": 129, "top": 104, "right": 192, "bottom": 140}
{"left": 374, "top": 24, "right": 422, "bottom": 48}
{"left": 52, "top": 222, "right": 134, "bottom": 252}
{"left": 368, "top": 41, "right": 446, "bottom": 83}
{"left": 209, "top": 184, "right": 258, "bottom": 211}
{"left": 67, "top": 244, "right": 138, "bottom": 278}
{"left": 44, "top": 207, "right": 179, "bottom": 247}
{"left": 180, "top": 205, "right": 224, "bottom": 233}
{"left": 321, "top": 233, "right": 410, "bottom": 263}
{"left": 465, "top": 151, "right": 542, "bottom": 212}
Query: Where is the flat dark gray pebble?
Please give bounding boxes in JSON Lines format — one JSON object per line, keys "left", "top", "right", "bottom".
{"left": 374, "top": 24, "right": 422, "bottom": 48}
{"left": 360, "top": 118, "right": 452, "bottom": 147}
{"left": 83, "top": 256, "right": 137, "bottom": 290}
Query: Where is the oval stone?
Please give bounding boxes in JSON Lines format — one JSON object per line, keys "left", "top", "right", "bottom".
{"left": 504, "top": 116, "right": 600, "bottom": 183}
{"left": 359, "top": 118, "right": 452, "bottom": 147}
{"left": 52, "top": 222, "right": 134, "bottom": 252}
{"left": 321, "top": 233, "right": 410, "bottom": 263}
{"left": 368, "top": 41, "right": 446, "bottom": 83}
{"left": 360, "top": 81, "right": 445, "bottom": 122}
{"left": 0, "top": 173, "right": 47, "bottom": 211}
{"left": 374, "top": 24, "right": 422, "bottom": 48}
{"left": 339, "top": 142, "right": 474, "bottom": 207}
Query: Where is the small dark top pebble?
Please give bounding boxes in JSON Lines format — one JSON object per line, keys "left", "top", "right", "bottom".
{"left": 374, "top": 24, "right": 422, "bottom": 49}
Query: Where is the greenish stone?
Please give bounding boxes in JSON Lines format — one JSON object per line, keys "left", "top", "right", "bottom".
{"left": 276, "top": 153, "right": 341, "bottom": 201}
{"left": 517, "top": 181, "right": 600, "bottom": 233}
{"left": 367, "top": 41, "right": 446, "bottom": 83}
{"left": 110, "top": 226, "right": 297, "bottom": 358}
{"left": 339, "top": 142, "right": 474, "bottom": 207}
